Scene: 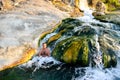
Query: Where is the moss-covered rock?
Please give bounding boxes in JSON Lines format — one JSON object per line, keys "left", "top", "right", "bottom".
{"left": 52, "top": 37, "right": 90, "bottom": 66}
{"left": 74, "top": 26, "right": 97, "bottom": 37}
{"left": 57, "top": 18, "right": 83, "bottom": 32}
{"left": 39, "top": 18, "right": 118, "bottom": 68}
{"left": 47, "top": 30, "right": 66, "bottom": 45}
{"left": 38, "top": 18, "right": 84, "bottom": 47}
{"left": 94, "top": 13, "right": 120, "bottom": 25}
{"left": 102, "top": 49, "right": 117, "bottom": 68}
{"left": 102, "top": 0, "right": 120, "bottom": 11}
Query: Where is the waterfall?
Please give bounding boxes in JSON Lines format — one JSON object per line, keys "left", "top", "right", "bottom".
{"left": 77, "top": 0, "right": 94, "bottom": 22}
{"left": 94, "top": 35, "right": 103, "bottom": 69}
{"left": 79, "top": 0, "right": 89, "bottom": 10}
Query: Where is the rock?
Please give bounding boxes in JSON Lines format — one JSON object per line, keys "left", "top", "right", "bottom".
{"left": 0, "top": 0, "right": 26, "bottom": 10}
{"left": 70, "top": 7, "right": 84, "bottom": 17}
{"left": 103, "top": 49, "right": 117, "bottom": 68}
{"left": 1, "top": 0, "right": 13, "bottom": 10}
{"left": 52, "top": 37, "right": 90, "bottom": 66}
{"left": 47, "top": 30, "right": 65, "bottom": 45}
{"left": 52, "top": 0, "right": 72, "bottom": 12}
{"left": 102, "top": 0, "right": 120, "bottom": 11}
{"left": 0, "top": 45, "right": 36, "bottom": 71}
{"left": 92, "top": 1, "right": 106, "bottom": 16}
{"left": 96, "top": 1, "right": 106, "bottom": 13}
{"left": 0, "top": 0, "right": 70, "bottom": 71}
{"left": 92, "top": 11, "right": 105, "bottom": 16}
{"left": 89, "top": 0, "right": 99, "bottom": 9}
{"left": 39, "top": 18, "right": 118, "bottom": 68}
{"left": 52, "top": 0, "right": 83, "bottom": 17}
{"left": 94, "top": 13, "right": 120, "bottom": 25}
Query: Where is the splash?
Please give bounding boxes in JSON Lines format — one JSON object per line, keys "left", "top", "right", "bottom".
{"left": 74, "top": 67, "right": 114, "bottom": 80}
{"left": 20, "top": 56, "right": 61, "bottom": 72}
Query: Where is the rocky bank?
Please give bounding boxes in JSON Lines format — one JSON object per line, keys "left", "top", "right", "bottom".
{"left": 0, "top": 0, "right": 70, "bottom": 71}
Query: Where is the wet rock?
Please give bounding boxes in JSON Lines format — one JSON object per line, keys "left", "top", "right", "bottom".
{"left": 103, "top": 49, "right": 117, "bottom": 68}
{"left": 0, "top": 0, "right": 70, "bottom": 71}
{"left": 95, "top": 13, "right": 120, "bottom": 25}
{"left": 52, "top": 37, "right": 90, "bottom": 66}
{"left": 40, "top": 18, "right": 118, "bottom": 68}
{"left": 92, "top": 1, "right": 106, "bottom": 16}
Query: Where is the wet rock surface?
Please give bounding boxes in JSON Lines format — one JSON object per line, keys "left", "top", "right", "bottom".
{"left": 40, "top": 18, "right": 119, "bottom": 68}
{"left": 0, "top": 0, "right": 69, "bottom": 71}
{"left": 94, "top": 13, "right": 120, "bottom": 25}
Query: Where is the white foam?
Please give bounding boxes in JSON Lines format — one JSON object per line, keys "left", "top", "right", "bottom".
{"left": 79, "top": 0, "right": 89, "bottom": 11}
{"left": 75, "top": 67, "right": 115, "bottom": 80}
{"left": 20, "top": 56, "right": 61, "bottom": 69}
{"left": 39, "top": 33, "right": 57, "bottom": 48}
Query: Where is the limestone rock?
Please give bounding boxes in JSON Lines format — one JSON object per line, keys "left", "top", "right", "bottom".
{"left": 0, "top": 0, "right": 70, "bottom": 71}
{"left": 96, "top": 1, "right": 106, "bottom": 13}
{"left": 92, "top": 1, "right": 106, "bottom": 16}
{"left": 0, "top": 0, "right": 26, "bottom": 10}
{"left": 70, "top": 7, "right": 83, "bottom": 17}
{"left": 0, "top": 45, "right": 36, "bottom": 71}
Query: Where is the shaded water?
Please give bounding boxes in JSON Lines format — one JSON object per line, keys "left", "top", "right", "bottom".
{"left": 0, "top": 62, "right": 120, "bottom": 80}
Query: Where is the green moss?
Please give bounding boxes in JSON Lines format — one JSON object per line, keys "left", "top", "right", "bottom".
{"left": 74, "top": 26, "right": 96, "bottom": 37}
{"left": 52, "top": 37, "right": 90, "bottom": 66}
{"left": 39, "top": 18, "right": 117, "bottom": 67}
{"left": 38, "top": 32, "right": 49, "bottom": 47}
{"left": 81, "top": 40, "right": 89, "bottom": 66}
{"left": 102, "top": 0, "right": 120, "bottom": 11}
{"left": 94, "top": 14, "right": 120, "bottom": 25}
{"left": 47, "top": 30, "right": 66, "bottom": 45}
{"left": 58, "top": 18, "right": 83, "bottom": 32}
{"left": 103, "top": 53, "right": 111, "bottom": 68}
{"left": 52, "top": 37, "right": 72, "bottom": 60}
{"left": 102, "top": 49, "right": 117, "bottom": 68}
{"left": 38, "top": 18, "right": 83, "bottom": 47}
{"left": 62, "top": 40, "right": 82, "bottom": 63}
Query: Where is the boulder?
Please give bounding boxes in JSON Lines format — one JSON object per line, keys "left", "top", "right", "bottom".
{"left": 92, "top": 1, "right": 106, "bottom": 16}
{"left": 94, "top": 13, "right": 120, "bottom": 25}
{"left": 39, "top": 18, "right": 118, "bottom": 68}
{"left": 52, "top": 37, "right": 90, "bottom": 66}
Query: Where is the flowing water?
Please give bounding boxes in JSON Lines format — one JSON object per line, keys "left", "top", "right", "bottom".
{"left": 79, "top": 0, "right": 89, "bottom": 10}
{"left": 0, "top": 1, "right": 120, "bottom": 80}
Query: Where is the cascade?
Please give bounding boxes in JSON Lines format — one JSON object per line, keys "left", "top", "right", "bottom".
{"left": 79, "top": 0, "right": 89, "bottom": 10}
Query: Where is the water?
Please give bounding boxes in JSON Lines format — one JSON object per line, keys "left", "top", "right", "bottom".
{"left": 20, "top": 56, "right": 61, "bottom": 73}
{"left": 79, "top": 0, "right": 89, "bottom": 11}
